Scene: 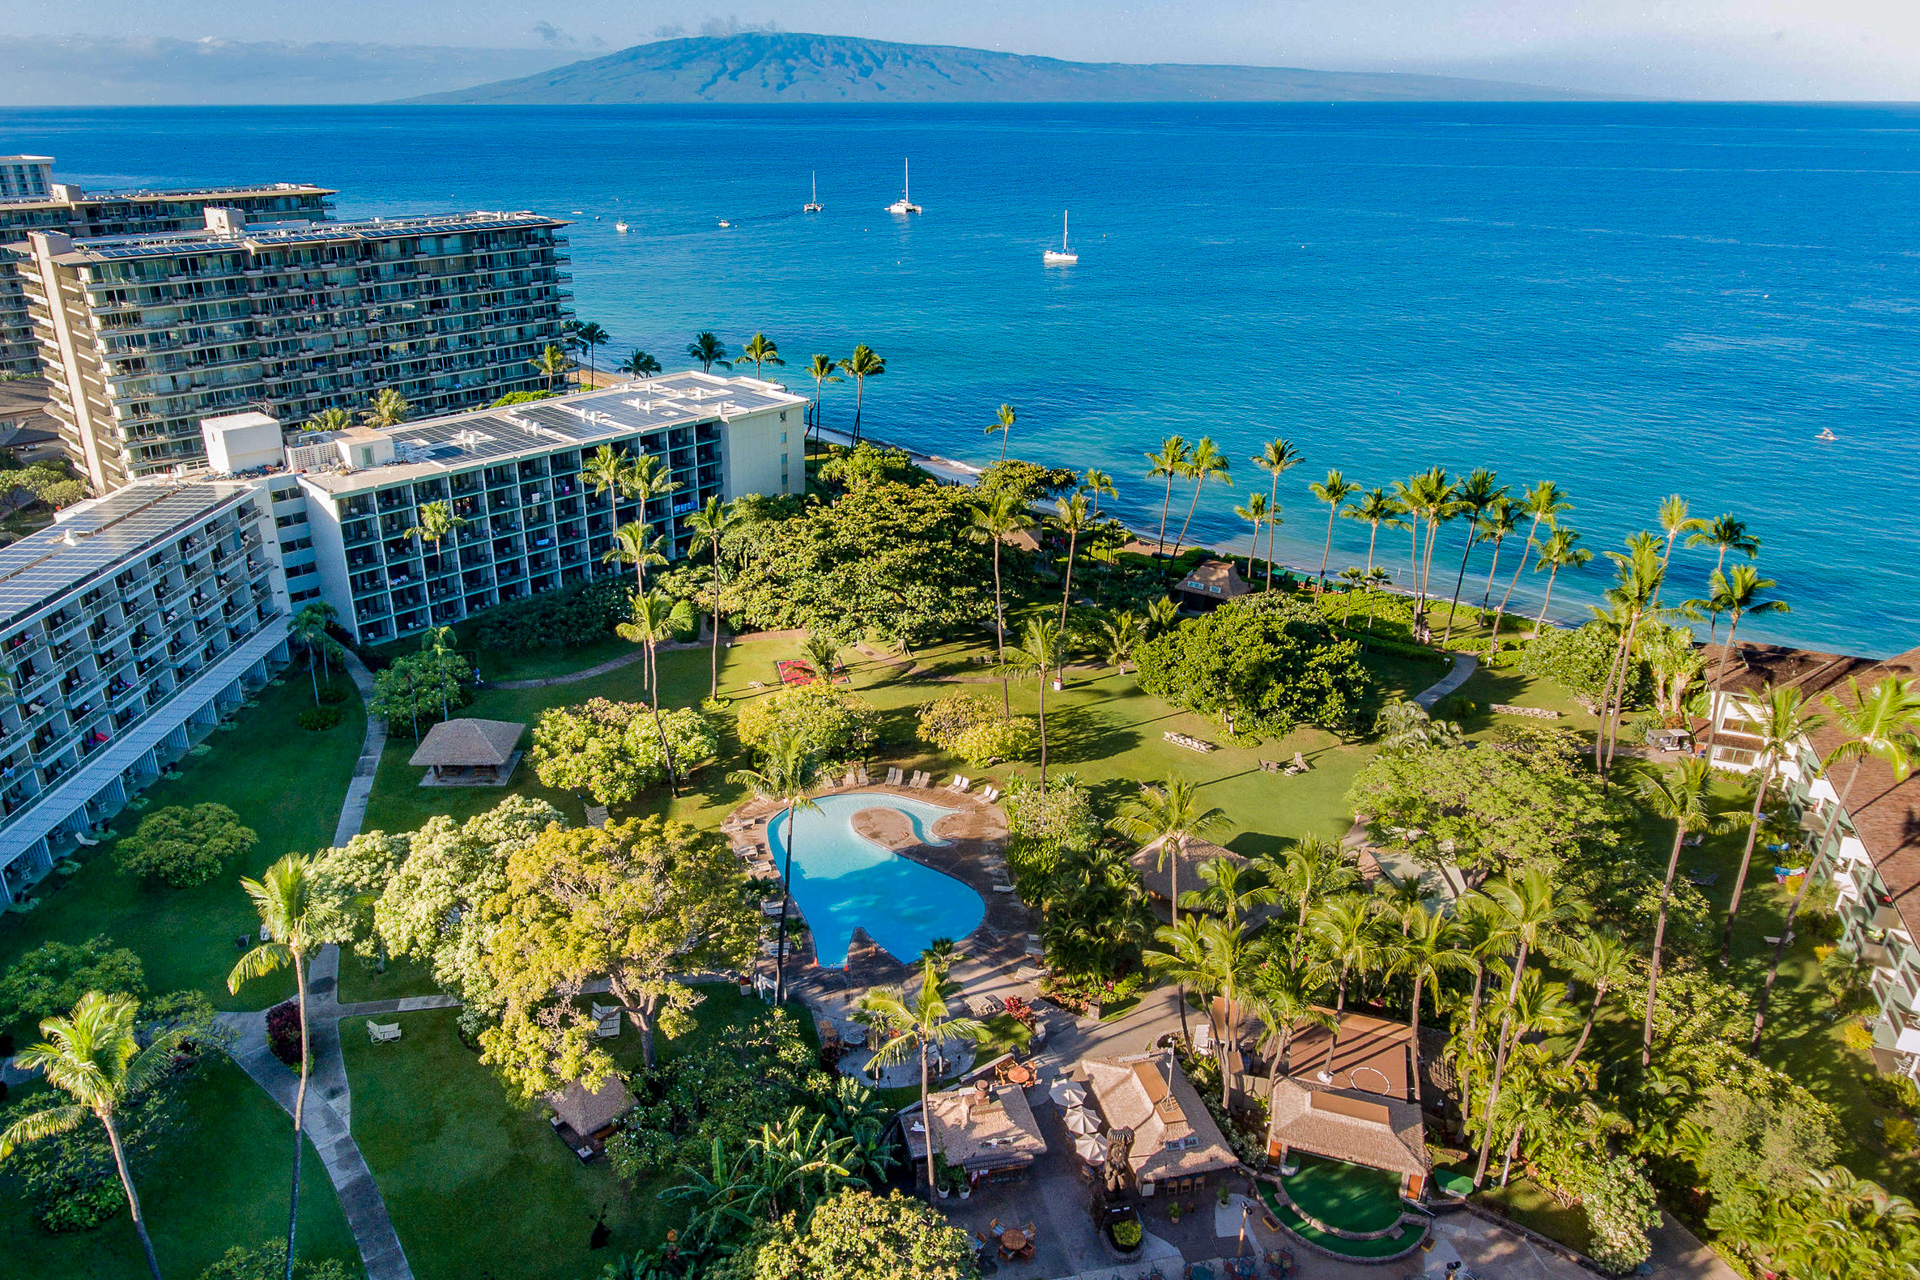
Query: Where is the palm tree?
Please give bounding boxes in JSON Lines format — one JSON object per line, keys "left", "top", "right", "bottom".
{"left": 1553, "top": 928, "right": 1631, "bottom": 1063}
{"left": 1472, "top": 499, "right": 1519, "bottom": 616}
{"left": 1144, "top": 436, "right": 1190, "bottom": 555}
{"left": 727, "top": 732, "right": 820, "bottom": 1002}
{"left": 603, "top": 522, "right": 668, "bottom": 648}
{"left": 1528, "top": 527, "right": 1590, "bottom": 636}
{"left": 1145, "top": 594, "right": 1181, "bottom": 638}
{"left": 529, "top": 344, "right": 572, "bottom": 392}
{"left": 1092, "top": 609, "right": 1144, "bottom": 674}
{"left": 621, "top": 350, "right": 662, "bottom": 379}
{"left": 1440, "top": 468, "right": 1508, "bottom": 645}
{"left": 572, "top": 321, "right": 611, "bottom": 383}
{"left": 1451, "top": 899, "right": 1509, "bottom": 1133}
{"left": 1690, "top": 563, "right": 1790, "bottom": 755}
{"left": 1246, "top": 958, "right": 1336, "bottom": 1156}
{"left": 627, "top": 452, "right": 681, "bottom": 524}
{"left": 1752, "top": 676, "right": 1920, "bottom": 1050}
{"left": 1720, "top": 687, "right": 1825, "bottom": 966}
{"left": 616, "top": 589, "right": 697, "bottom": 794}
{"left": 805, "top": 354, "right": 841, "bottom": 443}
{"left": 1147, "top": 916, "right": 1266, "bottom": 1108}
{"left": 1054, "top": 492, "right": 1092, "bottom": 642}
{"left": 1656, "top": 494, "right": 1706, "bottom": 588}
{"left": 1, "top": 992, "right": 188, "bottom": 1280}
{"left": 581, "top": 444, "right": 634, "bottom": 506}
{"left": 687, "top": 332, "right": 732, "bottom": 373}
{"left": 1001, "top": 618, "right": 1066, "bottom": 784}
{"left": 361, "top": 387, "right": 410, "bottom": 427}
{"left": 1233, "top": 494, "right": 1271, "bottom": 582}
{"left": 1308, "top": 470, "right": 1361, "bottom": 595}
{"left": 1110, "top": 778, "right": 1229, "bottom": 935}
{"left": 403, "top": 499, "right": 466, "bottom": 571}
{"left": 984, "top": 403, "right": 1016, "bottom": 463}
{"left": 838, "top": 345, "right": 885, "bottom": 445}
{"left": 1271, "top": 834, "right": 1359, "bottom": 935}
{"left": 229, "top": 854, "right": 327, "bottom": 1280}
{"left": 1171, "top": 437, "right": 1230, "bottom": 560}
{"left": 1635, "top": 758, "right": 1716, "bottom": 1065}
{"left": 1470, "top": 867, "right": 1576, "bottom": 1186}
{"left": 801, "top": 631, "right": 840, "bottom": 685}
{"left": 1252, "top": 438, "right": 1305, "bottom": 590}
{"left": 1181, "top": 854, "right": 1278, "bottom": 931}
{"left": 740, "top": 332, "right": 783, "bottom": 379}
{"left": 1081, "top": 468, "right": 1117, "bottom": 521}
{"left": 857, "top": 967, "right": 986, "bottom": 1202}
{"left": 1687, "top": 514, "right": 1761, "bottom": 620}
{"left": 1490, "top": 481, "right": 1572, "bottom": 648}
{"left": 304, "top": 407, "right": 353, "bottom": 433}
{"left": 1393, "top": 905, "right": 1470, "bottom": 1103}
{"left": 686, "top": 497, "right": 740, "bottom": 701}
{"left": 1306, "top": 895, "right": 1379, "bottom": 1079}
{"left": 1341, "top": 487, "right": 1409, "bottom": 580}
{"left": 1592, "top": 536, "right": 1665, "bottom": 777}
{"left": 420, "top": 625, "right": 458, "bottom": 721}
{"left": 966, "top": 493, "right": 1034, "bottom": 714}
{"left": 290, "top": 604, "right": 330, "bottom": 705}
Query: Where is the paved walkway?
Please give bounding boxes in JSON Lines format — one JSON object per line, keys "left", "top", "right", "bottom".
{"left": 333, "top": 650, "right": 386, "bottom": 848}
{"left": 486, "top": 626, "right": 805, "bottom": 690}
{"left": 1413, "top": 653, "right": 1478, "bottom": 711}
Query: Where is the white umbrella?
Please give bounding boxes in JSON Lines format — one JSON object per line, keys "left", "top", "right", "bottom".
{"left": 1074, "top": 1133, "right": 1108, "bottom": 1162}
{"left": 1063, "top": 1106, "right": 1102, "bottom": 1135}
{"left": 1049, "top": 1080, "right": 1088, "bottom": 1109}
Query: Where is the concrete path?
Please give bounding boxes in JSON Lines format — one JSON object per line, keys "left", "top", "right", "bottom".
{"left": 1413, "top": 653, "right": 1478, "bottom": 711}
{"left": 332, "top": 650, "right": 386, "bottom": 849}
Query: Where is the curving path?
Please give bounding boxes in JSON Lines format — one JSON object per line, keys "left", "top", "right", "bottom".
{"left": 1414, "top": 653, "right": 1478, "bottom": 711}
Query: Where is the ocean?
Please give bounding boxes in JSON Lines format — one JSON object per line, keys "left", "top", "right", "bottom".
{"left": 5, "top": 102, "right": 1917, "bottom": 656}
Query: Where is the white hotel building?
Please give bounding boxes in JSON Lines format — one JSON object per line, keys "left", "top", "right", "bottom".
{"left": 0, "top": 372, "right": 802, "bottom": 902}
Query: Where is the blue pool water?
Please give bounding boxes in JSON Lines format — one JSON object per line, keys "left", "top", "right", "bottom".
{"left": 766, "top": 791, "right": 986, "bottom": 968}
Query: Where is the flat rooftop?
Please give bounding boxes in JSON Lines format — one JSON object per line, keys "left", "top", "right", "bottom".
{"left": 48, "top": 210, "right": 565, "bottom": 264}
{"left": 0, "top": 181, "right": 336, "bottom": 212}
{"left": 289, "top": 371, "right": 806, "bottom": 496}
{"left": 0, "top": 479, "right": 254, "bottom": 629}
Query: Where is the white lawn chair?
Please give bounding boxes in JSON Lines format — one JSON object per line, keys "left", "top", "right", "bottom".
{"left": 366, "top": 1021, "right": 402, "bottom": 1044}
{"left": 592, "top": 1003, "right": 622, "bottom": 1038}
{"left": 1192, "top": 1021, "right": 1214, "bottom": 1055}
{"left": 885, "top": 766, "right": 903, "bottom": 786}
{"left": 981, "top": 786, "right": 1000, "bottom": 803}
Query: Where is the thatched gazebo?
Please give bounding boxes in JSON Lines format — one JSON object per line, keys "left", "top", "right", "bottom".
{"left": 408, "top": 717, "right": 525, "bottom": 786}
{"left": 546, "top": 1074, "right": 634, "bottom": 1160}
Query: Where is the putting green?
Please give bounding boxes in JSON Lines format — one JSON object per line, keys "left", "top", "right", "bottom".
{"left": 1260, "top": 1182, "right": 1420, "bottom": 1260}
{"left": 1281, "top": 1154, "right": 1408, "bottom": 1234}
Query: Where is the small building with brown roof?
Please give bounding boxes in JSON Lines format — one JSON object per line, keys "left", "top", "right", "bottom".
{"left": 1075, "top": 1051, "right": 1238, "bottom": 1194}
{"left": 1261, "top": 1009, "right": 1429, "bottom": 1197}
{"left": 1173, "top": 558, "right": 1251, "bottom": 609}
{"left": 545, "top": 1074, "right": 634, "bottom": 1160}
{"left": 902, "top": 1077, "right": 1048, "bottom": 1186}
{"left": 1130, "top": 836, "right": 1244, "bottom": 910}
{"left": 408, "top": 717, "right": 525, "bottom": 785}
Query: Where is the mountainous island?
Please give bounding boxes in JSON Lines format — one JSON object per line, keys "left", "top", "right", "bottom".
{"left": 404, "top": 32, "right": 1602, "bottom": 105}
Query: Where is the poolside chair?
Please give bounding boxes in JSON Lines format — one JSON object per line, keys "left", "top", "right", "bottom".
{"left": 366, "top": 1021, "right": 402, "bottom": 1044}
{"left": 885, "top": 766, "right": 903, "bottom": 786}
{"left": 981, "top": 786, "right": 1000, "bottom": 802}
{"left": 591, "top": 1003, "right": 622, "bottom": 1038}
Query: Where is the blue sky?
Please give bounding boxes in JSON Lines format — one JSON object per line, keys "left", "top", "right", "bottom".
{"left": 6, "top": 1, "right": 1919, "bottom": 99}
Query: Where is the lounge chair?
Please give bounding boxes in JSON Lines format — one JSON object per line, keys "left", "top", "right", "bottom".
{"left": 885, "top": 766, "right": 903, "bottom": 785}
{"left": 981, "top": 786, "right": 1000, "bottom": 802}
{"left": 366, "top": 1021, "right": 402, "bottom": 1044}
{"left": 592, "top": 1003, "right": 622, "bottom": 1038}
{"left": 761, "top": 898, "right": 785, "bottom": 917}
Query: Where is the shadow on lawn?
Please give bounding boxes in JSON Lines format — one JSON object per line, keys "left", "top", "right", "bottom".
{"left": 1046, "top": 701, "right": 1142, "bottom": 766}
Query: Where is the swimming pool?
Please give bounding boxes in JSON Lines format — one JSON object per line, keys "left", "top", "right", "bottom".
{"left": 766, "top": 791, "right": 987, "bottom": 968}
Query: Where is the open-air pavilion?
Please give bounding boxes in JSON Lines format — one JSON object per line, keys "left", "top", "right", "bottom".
{"left": 408, "top": 717, "right": 525, "bottom": 786}
{"left": 902, "top": 1075, "right": 1049, "bottom": 1189}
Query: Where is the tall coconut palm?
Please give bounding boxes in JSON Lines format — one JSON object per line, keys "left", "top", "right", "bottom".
{"left": 1181, "top": 854, "right": 1279, "bottom": 932}
{"left": 290, "top": 604, "right": 330, "bottom": 705}
{"left": 1470, "top": 867, "right": 1577, "bottom": 1186}
{"left": 1308, "top": 470, "right": 1361, "bottom": 595}
{"left": 1472, "top": 499, "right": 1519, "bottom": 615}
{"left": 420, "top": 625, "right": 458, "bottom": 721}
{"left": 619, "top": 349, "right": 662, "bottom": 378}
{"left": 687, "top": 497, "right": 741, "bottom": 701}
{"left": 857, "top": 967, "right": 986, "bottom": 1202}
{"left": 1686, "top": 514, "right": 1761, "bottom": 618}
{"left": 1452, "top": 899, "right": 1510, "bottom": 1132}
{"left": 304, "top": 407, "right": 353, "bottom": 433}
{"left": 1081, "top": 468, "right": 1117, "bottom": 521}
{"left": 1553, "top": 928, "right": 1632, "bottom": 1064}
{"left": 984, "top": 403, "right": 1017, "bottom": 463}
{"left": 616, "top": 589, "right": 697, "bottom": 794}
{"left": 1592, "top": 536, "right": 1666, "bottom": 778}
{"left": 1528, "top": 527, "right": 1590, "bottom": 636}
{"left": 529, "top": 344, "right": 572, "bottom": 392}
{"left": 1635, "top": 757, "right": 1717, "bottom": 1065}
{"left": 1271, "top": 834, "right": 1359, "bottom": 936}
{"left": 1093, "top": 609, "right": 1144, "bottom": 674}
{"left": 1752, "top": 677, "right": 1920, "bottom": 1050}
{"left": 838, "top": 345, "right": 885, "bottom": 444}
{"left": 404, "top": 499, "right": 466, "bottom": 572}
{"left": 967, "top": 493, "right": 1034, "bottom": 715}
{"left": 1233, "top": 494, "right": 1271, "bottom": 583}
{"left": 582, "top": 444, "right": 634, "bottom": 506}
{"left": 1490, "top": 481, "right": 1572, "bottom": 648}
{"left": 804, "top": 354, "right": 841, "bottom": 442}
{"left": 1415, "top": 469, "right": 1462, "bottom": 620}
{"left": 1144, "top": 436, "right": 1190, "bottom": 555}
{"left": 1342, "top": 487, "right": 1409, "bottom": 580}
{"left": 603, "top": 521, "right": 668, "bottom": 656}
{"left": 1392, "top": 904, "right": 1471, "bottom": 1103}
{"left": 1247, "top": 957, "right": 1336, "bottom": 1157}
{"left": 1054, "top": 492, "right": 1092, "bottom": 642}
{"left": 1, "top": 992, "right": 188, "bottom": 1280}
{"left": 740, "top": 332, "right": 783, "bottom": 379}
{"left": 1440, "top": 468, "right": 1508, "bottom": 645}
{"left": 1002, "top": 618, "right": 1066, "bottom": 784}
{"left": 571, "top": 321, "right": 611, "bottom": 383}
{"left": 1656, "top": 494, "right": 1706, "bottom": 587}
{"left": 361, "top": 387, "right": 410, "bottom": 427}
{"left": 687, "top": 331, "right": 732, "bottom": 373}
{"left": 1720, "top": 687, "right": 1825, "bottom": 966}
{"left": 1252, "top": 438, "right": 1305, "bottom": 591}
{"left": 229, "top": 854, "right": 328, "bottom": 1280}
{"left": 1171, "top": 436, "right": 1230, "bottom": 560}
{"left": 1306, "top": 895, "right": 1380, "bottom": 1079}
{"left": 1148, "top": 916, "right": 1268, "bottom": 1108}
{"left": 1111, "top": 776, "right": 1230, "bottom": 981}
{"left": 727, "top": 732, "right": 820, "bottom": 1003}
{"left": 626, "top": 453, "right": 681, "bottom": 528}
{"left": 1690, "top": 563, "right": 1790, "bottom": 754}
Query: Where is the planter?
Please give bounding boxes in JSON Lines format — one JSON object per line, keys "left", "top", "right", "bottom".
{"left": 937, "top": 1186, "right": 951, "bottom": 1200}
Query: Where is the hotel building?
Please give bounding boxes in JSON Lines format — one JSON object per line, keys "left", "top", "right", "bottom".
{"left": 21, "top": 209, "right": 572, "bottom": 492}
{"left": 1703, "top": 643, "right": 1920, "bottom": 1084}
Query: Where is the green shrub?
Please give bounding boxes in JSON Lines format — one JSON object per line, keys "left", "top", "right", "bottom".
{"left": 1111, "top": 1219, "right": 1142, "bottom": 1249}
{"left": 472, "top": 576, "right": 629, "bottom": 652}
{"left": 369, "top": 651, "right": 473, "bottom": 738}
{"left": 0, "top": 936, "right": 145, "bottom": 1032}
{"left": 530, "top": 698, "right": 720, "bottom": 804}
{"left": 1885, "top": 1117, "right": 1917, "bottom": 1153}
{"left": 115, "top": 803, "right": 257, "bottom": 888}
{"left": 950, "top": 717, "right": 1038, "bottom": 766}
{"left": 736, "top": 682, "right": 880, "bottom": 763}
{"left": 298, "top": 707, "right": 344, "bottom": 731}
{"left": 316, "top": 684, "right": 350, "bottom": 704}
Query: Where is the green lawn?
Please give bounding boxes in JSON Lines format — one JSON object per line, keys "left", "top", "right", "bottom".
{"left": 1279, "top": 1154, "right": 1407, "bottom": 1233}
{"left": 0, "top": 675, "right": 366, "bottom": 1032}
{"left": 1258, "top": 1184, "right": 1421, "bottom": 1258}
{"left": 0, "top": 1058, "right": 359, "bottom": 1279}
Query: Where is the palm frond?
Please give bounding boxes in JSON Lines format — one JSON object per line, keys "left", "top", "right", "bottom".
{"left": 0, "top": 1103, "right": 89, "bottom": 1158}
{"left": 228, "top": 940, "right": 293, "bottom": 993}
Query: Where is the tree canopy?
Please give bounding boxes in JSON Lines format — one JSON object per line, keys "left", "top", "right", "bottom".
{"left": 0, "top": 935, "right": 145, "bottom": 1032}
{"left": 531, "top": 698, "right": 720, "bottom": 804}
{"left": 114, "top": 803, "right": 257, "bottom": 888}
{"left": 714, "top": 1190, "right": 977, "bottom": 1280}
{"left": 972, "top": 458, "right": 1079, "bottom": 509}
{"left": 1135, "top": 595, "right": 1371, "bottom": 737}
{"left": 735, "top": 682, "right": 881, "bottom": 764}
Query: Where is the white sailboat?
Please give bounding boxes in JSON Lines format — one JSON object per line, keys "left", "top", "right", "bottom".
{"left": 886, "top": 159, "right": 922, "bottom": 215}
{"left": 804, "top": 172, "right": 823, "bottom": 214}
{"left": 614, "top": 221, "right": 630, "bottom": 233}
{"left": 1043, "top": 210, "right": 1078, "bottom": 265}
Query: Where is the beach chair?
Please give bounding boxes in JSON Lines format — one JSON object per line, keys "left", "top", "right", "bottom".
{"left": 1292, "top": 751, "right": 1311, "bottom": 772}
{"left": 981, "top": 786, "right": 1000, "bottom": 802}
{"left": 592, "top": 1003, "right": 622, "bottom": 1038}
{"left": 366, "top": 1021, "right": 402, "bottom": 1044}
{"left": 885, "top": 766, "right": 903, "bottom": 786}
{"left": 856, "top": 764, "right": 871, "bottom": 785}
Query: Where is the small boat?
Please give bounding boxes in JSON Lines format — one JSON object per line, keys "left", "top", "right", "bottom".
{"left": 886, "top": 159, "right": 922, "bottom": 215}
{"left": 1043, "top": 210, "right": 1078, "bottom": 265}
{"left": 614, "top": 221, "right": 629, "bottom": 233}
{"left": 804, "top": 172, "right": 823, "bottom": 214}
{"left": 718, "top": 220, "right": 731, "bottom": 228}
{"left": 1818, "top": 427, "right": 1838, "bottom": 441}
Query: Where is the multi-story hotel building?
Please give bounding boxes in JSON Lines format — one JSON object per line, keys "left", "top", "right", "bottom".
{"left": 1703, "top": 643, "right": 1920, "bottom": 1084}
{"left": 0, "top": 478, "right": 296, "bottom": 905}
{"left": 22, "top": 209, "right": 573, "bottom": 492}
{"left": 0, "top": 159, "right": 335, "bottom": 376}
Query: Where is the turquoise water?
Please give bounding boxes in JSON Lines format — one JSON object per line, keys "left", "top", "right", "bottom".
{"left": 6, "top": 103, "right": 1918, "bottom": 654}
{"left": 766, "top": 791, "right": 986, "bottom": 968}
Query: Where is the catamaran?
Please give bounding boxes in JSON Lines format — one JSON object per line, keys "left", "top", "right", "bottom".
{"left": 804, "top": 172, "right": 823, "bottom": 214}
{"left": 1043, "top": 210, "right": 1078, "bottom": 265}
{"left": 886, "top": 159, "right": 922, "bottom": 215}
